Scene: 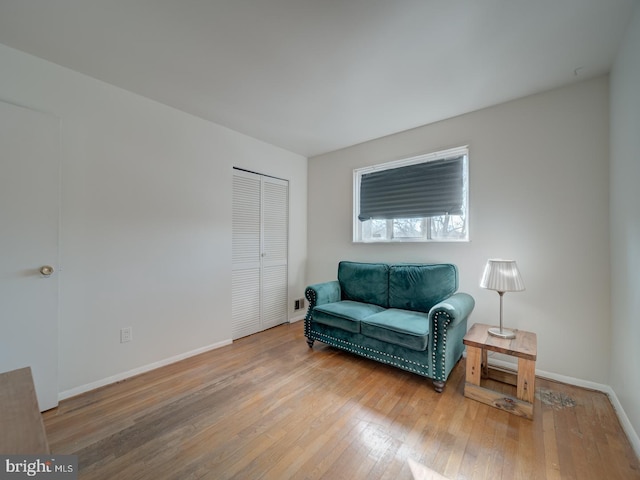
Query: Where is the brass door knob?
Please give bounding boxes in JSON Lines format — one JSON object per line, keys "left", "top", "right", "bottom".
{"left": 40, "top": 265, "right": 54, "bottom": 276}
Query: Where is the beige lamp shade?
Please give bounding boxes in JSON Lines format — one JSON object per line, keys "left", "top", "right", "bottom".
{"left": 480, "top": 259, "right": 525, "bottom": 292}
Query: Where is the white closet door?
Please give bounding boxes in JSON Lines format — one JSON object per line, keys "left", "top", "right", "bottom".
{"left": 261, "top": 177, "right": 288, "bottom": 329}
{"left": 232, "top": 171, "right": 261, "bottom": 339}
{"left": 232, "top": 170, "right": 288, "bottom": 339}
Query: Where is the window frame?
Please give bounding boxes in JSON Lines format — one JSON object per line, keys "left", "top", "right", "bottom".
{"left": 353, "top": 146, "right": 469, "bottom": 243}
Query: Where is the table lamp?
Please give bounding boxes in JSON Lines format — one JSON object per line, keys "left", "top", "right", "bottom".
{"left": 480, "top": 259, "right": 525, "bottom": 339}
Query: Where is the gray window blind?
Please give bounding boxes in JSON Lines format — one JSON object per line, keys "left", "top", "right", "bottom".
{"left": 358, "top": 156, "right": 464, "bottom": 221}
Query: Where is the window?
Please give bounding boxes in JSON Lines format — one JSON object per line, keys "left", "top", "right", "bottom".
{"left": 353, "top": 146, "right": 469, "bottom": 243}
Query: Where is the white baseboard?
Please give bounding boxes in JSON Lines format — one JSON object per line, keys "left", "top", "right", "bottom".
{"left": 604, "top": 386, "right": 640, "bottom": 459}
{"left": 485, "top": 356, "right": 640, "bottom": 459}
{"left": 58, "top": 338, "right": 232, "bottom": 401}
{"left": 289, "top": 314, "right": 305, "bottom": 323}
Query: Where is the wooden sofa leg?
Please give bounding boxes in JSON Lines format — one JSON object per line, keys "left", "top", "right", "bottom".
{"left": 306, "top": 339, "right": 315, "bottom": 348}
{"left": 432, "top": 380, "right": 445, "bottom": 393}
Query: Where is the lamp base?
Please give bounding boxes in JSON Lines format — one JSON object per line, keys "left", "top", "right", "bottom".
{"left": 488, "top": 327, "right": 516, "bottom": 339}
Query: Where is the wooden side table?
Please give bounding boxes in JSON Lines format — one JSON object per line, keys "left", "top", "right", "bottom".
{"left": 463, "top": 323, "right": 537, "bottom": 419}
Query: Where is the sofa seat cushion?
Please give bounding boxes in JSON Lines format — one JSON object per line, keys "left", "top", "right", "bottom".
{"left": 361, "top": 308, "right": 430, "bottom": 351}
{"left": 313, "top": 301, "right": 385, "bottom": 333}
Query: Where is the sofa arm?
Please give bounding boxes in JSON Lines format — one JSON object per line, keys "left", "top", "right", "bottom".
{"left": 429, "top": 292, "right": 476, "bottom": 382}
{"left": 429, "top": 292, "right": 475, "bottom": 329}
{"left": 305, "top": 281, "right": 341, "bottom": 320}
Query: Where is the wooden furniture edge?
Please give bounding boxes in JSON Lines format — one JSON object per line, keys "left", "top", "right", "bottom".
{"left": 464, "top": 383, "right": 533, "bottom": 419}
{"left": 0, "top": 367, "right": 50, "bottom": 454}
{"left": 463, "top": 323, "right": 537, "bottom": 360}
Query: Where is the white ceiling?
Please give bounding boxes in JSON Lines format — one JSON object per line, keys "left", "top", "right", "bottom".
{"left": 0, "top": 0, "right": 635, "bottom": 157}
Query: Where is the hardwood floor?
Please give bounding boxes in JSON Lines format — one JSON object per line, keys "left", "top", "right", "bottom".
{"left": 43, "top": 322, "right": 640, "bottom": 479}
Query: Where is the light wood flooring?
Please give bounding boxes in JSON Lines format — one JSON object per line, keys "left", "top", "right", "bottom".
{"left": 43, "top": 322, "right": 640, "bottom": 479}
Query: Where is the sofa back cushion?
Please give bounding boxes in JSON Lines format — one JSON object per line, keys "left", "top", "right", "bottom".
{"left": 389, "top": 264, "right": 458, "bottom": 312}
{"left": 338, "top": 261, "right": 389, "bottom": 308}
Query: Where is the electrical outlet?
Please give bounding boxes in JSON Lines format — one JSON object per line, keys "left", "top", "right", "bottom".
{"left": 120, "top": 326, "right": 132, "bottom": 343}
{"left": 294, "top": 298, "right": 305, "bottom": 310}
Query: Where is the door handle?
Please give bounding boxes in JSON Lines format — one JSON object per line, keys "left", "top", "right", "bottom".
{"left": 40, "top": 265, "right": 54, "bottom": 276}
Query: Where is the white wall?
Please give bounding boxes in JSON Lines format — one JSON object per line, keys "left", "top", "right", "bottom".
{"left": 308, "top": 76, "right": 610, "bottom": 384}
{"left": 0, "top": 43, "right": 307, "bottom": 395}
{"left": 610, "top": 2, "right": 640, "bottom": 448}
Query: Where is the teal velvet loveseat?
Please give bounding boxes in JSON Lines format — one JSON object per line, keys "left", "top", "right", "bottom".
{"left": 304, "top": 261, "right": 475, "bottom": 392}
